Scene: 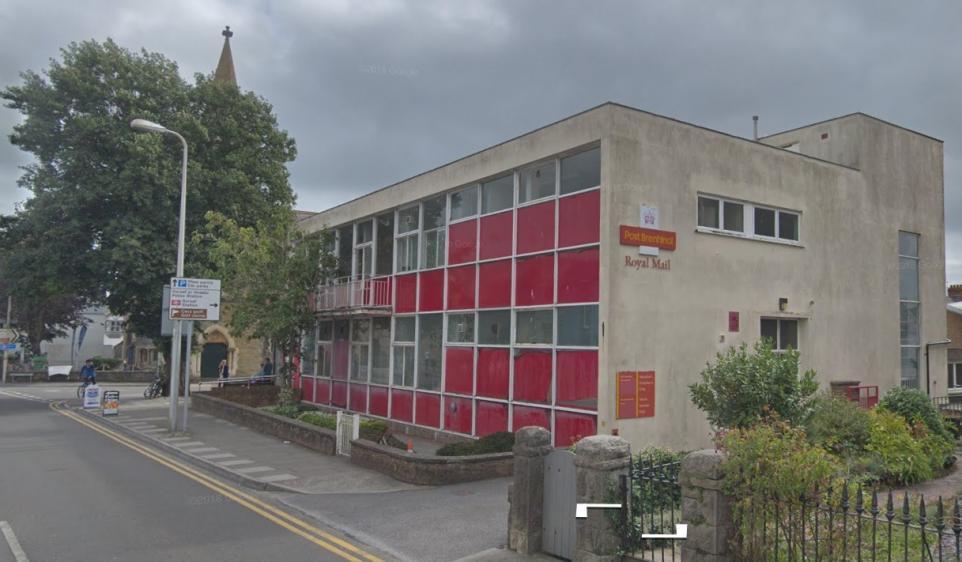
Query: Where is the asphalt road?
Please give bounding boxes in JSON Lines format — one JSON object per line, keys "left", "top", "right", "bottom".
{"left": 0, "top": 387, "right": 384, "bottom": 561}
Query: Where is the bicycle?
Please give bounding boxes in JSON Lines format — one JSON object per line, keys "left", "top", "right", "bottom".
{"left": 76, "top": 379, "right": 93, "bottom": 399}
{"left": 143, "top": 376, "right": 163, "bottom": 399}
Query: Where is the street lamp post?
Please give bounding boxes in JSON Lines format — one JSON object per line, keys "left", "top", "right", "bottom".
{"left": 131, "top": 118, "right": 188, "bottom": 433}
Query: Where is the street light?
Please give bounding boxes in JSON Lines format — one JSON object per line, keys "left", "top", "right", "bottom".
{"left": 131, "top": 118, "right": 189, "bottom": 433}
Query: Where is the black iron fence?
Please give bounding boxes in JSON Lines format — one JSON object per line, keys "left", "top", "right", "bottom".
{"left": 736, "top": 484, "right": 962, "bottom": 561}
{"left": 616, "top": 453, "right": 682, "bottom": 561}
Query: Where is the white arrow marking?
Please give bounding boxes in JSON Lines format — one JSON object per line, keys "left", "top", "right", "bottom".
{"left": 575, "top": 503, "right": 623, "bottom": 518}
{"left": 641, "top": 524, "right": 688, "bottom": 540}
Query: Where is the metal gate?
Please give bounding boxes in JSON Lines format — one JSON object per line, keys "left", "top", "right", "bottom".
{"left": 543, "top": 449, "right": 577, "bottom": 560}
{"left": 335, "top": 411, "right": 359, "bottom": 456}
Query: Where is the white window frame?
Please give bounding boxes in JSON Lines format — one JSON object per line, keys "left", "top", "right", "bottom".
{"left": 760, "top": 317, "right": 800, "bottom": 352}
{"left": 420, "top": 195, "right": 446, "bottom": 270}
{"left": 392, "top": 315, "right": 416, "bottom": 388}
{"left": 949, "top": 363, "right": 962, "bottom": 390}
{"left": 696, "top": 194, "right": 801, "bottom": 246}
{"left": 899, "top": 231, "right": 921, "bottom": 388}
{"left": 395, "top": 204, "right": 420, "bottom": 274}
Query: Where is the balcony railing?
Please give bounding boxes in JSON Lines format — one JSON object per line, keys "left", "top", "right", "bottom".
{"left": 314, "top": 275, "right": 392, "bottom": 313}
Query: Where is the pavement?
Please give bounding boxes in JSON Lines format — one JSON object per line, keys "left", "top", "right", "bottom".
{"left": 1, "top": 383, "right": 516, "bottom": 561}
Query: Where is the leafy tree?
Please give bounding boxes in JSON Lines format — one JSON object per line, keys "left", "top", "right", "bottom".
{"left": 689, "top": 340, "right": 819, "bottom": 429}
{"left": 0, "top": 38, "right": 296, "bottom": 344}
{"left": 196, "top": 209, "right": 335, "bottom": 404}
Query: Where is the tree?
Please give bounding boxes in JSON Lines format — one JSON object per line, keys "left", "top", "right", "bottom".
{"left": 197, "top": 209, "right": 335, "bottom": 403}
{"left": 1, "top": 38, "right": 296, "bottom": 344}
{"left": 689, "top": 340, "right": 819, "bottom": 430}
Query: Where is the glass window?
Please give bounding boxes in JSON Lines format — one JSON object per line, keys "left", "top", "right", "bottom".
{"left": 778, "top": 212, "right": 798, "bottom": 241}
{"left": 356, "top": 220, "right": 373, "bottom": 244}
{"left": 557, "top": 305, "right": 598, "bottom": 346}
{"left": 371, "top": 318, "right": 391, "bottom": 385}
{"left": 899, "top": 231, "right": 919, "bottom": 258}
{"left": 900, "top": 302, "right": 920, "bottom": 345}
{"left": 398, "top": 206, "right": 419, "bottom": 234}
{"left": 754, "top": 207, "right": 776, "bottom": 237}
{"left": 394, "top": 317, "right": 416, "bottom": 342}
{"left": 901, "top": 347, "right": 919, "bottom": 389}
{"left": 450, "top": 185, "right": 478, "bottom": 221}
{"left": 318, "top": 321, "right": 333, "bottom": 341}
{"left": 350, "top": 344, "right": 369, "bottom": 381}
{"left": 417, "top": 314, "right": 443, "bottom": 390}
{"left": 949, "top": 364, "right": 962, "bottom": 389}
{"left": 899, "top": 257, "right": 919, "bottom": 301}
{"left": 760, "top": 318, "right": 778, "bottom": 347}
{"left": 396, "top": 235, "right": 418, "bottom": 272}
{"left": 422, "top": 195, "right": 446, "bottom": 230}
{"left": 482, "top": 175, "right": 514, "bottom": 214}
{"left": 520, "top": 161, "right": 555, "bottom": 203}
{"left": 375, "top": 213, "right": 394, "bottom": 275}
{"left": 393, "top": 346, "right": 415, "bottom": 387}
{"left": 318, "top": 344, "right": 331, "bottom": 377}
{"left": 560, "top": 147, "right": 600, "bottom": 194}
{"left": 336, "top": 225, "right": 353, "bottom": 277}
{"left": 760, "top": 318, "right": 799, "bottom": 351}
{"left": 478, "top": 310, "right": 510, "bottom": 345}
{"left": 697, "top": 197, "right": 719, "bottom": 229}
{"left": 516, "top": 310, "right": 553, "bottom": 345}
{"left": 723, "top": 201, "right": 744, "bottom": 232}
{"left": 352, "top": 319, "right": 370, "bottom": 342}
{"left": 301, "top": 325, "right": 317, "bottom": 377}
{"left": 447, "top": 313, "right": 475, "bottom": 343}
{"left": 421, "top": 229, "right": 445, "bottom": 269}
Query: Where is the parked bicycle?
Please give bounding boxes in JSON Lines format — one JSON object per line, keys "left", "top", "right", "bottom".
{"left": 143, "top": 375, "right": 163, "bottom": 399}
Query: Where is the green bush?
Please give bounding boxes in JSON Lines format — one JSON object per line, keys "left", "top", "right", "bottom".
{"left": 865, "top": 409, "right": 934, "bottom": 485}
{"left": 804, "top": 393, "right": 871, "bottom": 456}
{"left": 266, "top": 404, "right": 301, "bottom": 418}
{"left": 878, "top": 387, "right": 954, "bottom": 441}
{"left": 689, "top": 341, "right": 819, "bottom": 429}
{"left": 296, "top": 411, "right": 336, "bottom": 430}
{"left": 436, "top": 431, "right": 515, "bottom": 456}
{"left": 91, "top": 356, "right": 122, "bottom": 370}
{"left": 359, "top": 419, "right": 389, "bottom": 442}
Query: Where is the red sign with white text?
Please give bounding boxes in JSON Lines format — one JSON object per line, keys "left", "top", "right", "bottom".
{"left": 616, "top": 371, "right": 656, "bottom": 419}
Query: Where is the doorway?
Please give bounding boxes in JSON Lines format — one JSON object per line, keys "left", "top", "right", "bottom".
{"left": 201, "top": 343, "right": 228, "bottom": 379}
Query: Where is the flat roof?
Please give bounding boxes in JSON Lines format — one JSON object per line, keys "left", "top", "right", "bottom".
{"left": 759, "top": 112, "right": 943, "bottom": 144}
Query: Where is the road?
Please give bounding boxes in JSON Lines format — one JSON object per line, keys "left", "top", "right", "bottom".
{"left": 0, "top": 385, "right": 385, "bottom": 562}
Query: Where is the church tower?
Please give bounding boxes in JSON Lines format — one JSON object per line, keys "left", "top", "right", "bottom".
{"left": 214, "top": 26, "right": 237, "bottom": 85}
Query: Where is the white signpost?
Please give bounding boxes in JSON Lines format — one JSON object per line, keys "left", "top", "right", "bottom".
{"left": 168, "top": 278, "right": 221, "bottom": 321}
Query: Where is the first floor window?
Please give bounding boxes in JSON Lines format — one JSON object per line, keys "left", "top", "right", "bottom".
{"left": 371, "top": 318, "right": 391, "bottom": 384}
{"left": 557, "top": 305, "right": 599, "bottom": 346}
{"left": 417, "top": 314, "right": 443, "bottom": 390}
{"left": 478, "top": 310, "right": 510, "bottom": 345}
{"left": 697, "top": 196, "right": 720, "bottom": 229}
{"left": 447, "top": 313, "right": 475, "bottom": 344}
{"left": 396, "top": 234, "right": 418, "bottom": 272}
{"left": 302, "top": 324, "right": 317, "bottom": 376}
{"left": 516, "top": 309, "right": 553, "bottom": 345}
{"left": 948, "top": 363, "right": 962, "bottom": 389}
{"left": 393, "top": 346, "right": 415, "bottom": 387}
{"left": 350, "top": 319, "right": 370, "bottom": 381}
{"left": 760, "top": 318, "right": 799, "bottom": 351}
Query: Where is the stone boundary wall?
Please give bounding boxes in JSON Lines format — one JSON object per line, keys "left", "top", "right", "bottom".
{"left": 350, "top": 439, "right": 513, "bottom": 486}
{"left": 12, "top": 370, "right": 156, "bottom": 383}
{"left": 292, "top": 400, "right": 469, "bottom": 445}
{"left": 192, "top": 392, "right": 335, "bottom": 455}
{"left": 204, "top": 385, "right": 281, "bottom": 407}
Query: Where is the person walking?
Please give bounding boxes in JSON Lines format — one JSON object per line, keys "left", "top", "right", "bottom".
{"left": 217, "top": 359, "right": 229, "bottom": 387}
{"left": 262, "top": 356, "right": 274, "bottom": 380}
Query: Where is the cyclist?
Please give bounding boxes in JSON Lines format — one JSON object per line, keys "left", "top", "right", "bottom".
{"left": 80, "top": 359, "right": 97, "bottom": 386}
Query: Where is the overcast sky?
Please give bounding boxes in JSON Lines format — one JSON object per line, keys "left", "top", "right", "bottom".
{"left": 1, "top": 0, "right": 960, "bottom": 283}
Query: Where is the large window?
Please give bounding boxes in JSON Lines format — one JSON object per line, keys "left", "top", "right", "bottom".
{"left": 520, "top": 161, "right": 556, "bottom": 204}
{"left": 557, "top": 305, "right": 598, "bottom": 346}
{"left": 450, "top": 185, "right": 478, "bottom": 221}
{"left": 697, "top": 194, "right": 800, "bottom": 243}
{"left": 392, "top": 317, "right": 415, "bottom": 387}
{"left": 375, "top": 213, "right": 394, "bottom": 275}
{"left": 421, "top": 195, "right": 446, "bottom": 269}
{"left": 447, "top": 313, "right": 475, "bottom": 344}
{"left": 317, "top": 321, "right": 332, "bottom": 378}
{"left": 336, "top": 225, "right": 353, "bottom": 277}
{"left": 516, "top": 309, "right": 553, "bottom": 345}
{"left": 417, "top": 314, "right": 443, "bottom": 390}
{"left": 354, "top": 220, "right": 373, "bottom": 278}
{"left": 481, "top": 174, "right": 514, "bottom": 214}
{"left": 302, "top": 323, "right": 317, "bottom": 376}
{"left": 760, "top": 318, "right": 799, "bottom": 351}
{"left": 350, "top": 319, "right": 370, "bottom": 381}
{"left": 371, "top": 318, "right": 391, "bottom": 385}
{"left": 396, "top": 206, "right": 419, "bottom": 273}
{"left": 560, "top": 147, "right": 600, "bottom": 195}
{"left": 899, "top": 231, "right": 920, "bottom": 388}
{"left": 949, "top": 363, "right": 962, "bottom": 390}
{"left": 478, "top": 310, "right": 510, "bottom": 345}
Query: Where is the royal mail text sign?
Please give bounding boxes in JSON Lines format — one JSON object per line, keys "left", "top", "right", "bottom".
{"left": 616, "top": 371, "right": 655, "bottom": 419}
{"left": 619, "top": 226, "right": 676, "bottom": 251}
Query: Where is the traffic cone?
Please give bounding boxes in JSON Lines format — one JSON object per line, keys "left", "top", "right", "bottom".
{"left": 406, "top": 438, "right": 414, "bottom": 454}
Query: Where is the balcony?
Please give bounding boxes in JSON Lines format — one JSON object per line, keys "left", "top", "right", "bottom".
{"left": 313, "top": 275, "right": 392, "bottom": 316}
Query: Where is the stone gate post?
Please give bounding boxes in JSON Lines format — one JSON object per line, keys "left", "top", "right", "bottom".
{"left": 679, "top": 449, "right": 734, "bottom": 562}
{"left": 573, "top": 435, "right": 631, "bottom": 562}
{"left": 508, "top": 426, "right": 553, "bottom": 554}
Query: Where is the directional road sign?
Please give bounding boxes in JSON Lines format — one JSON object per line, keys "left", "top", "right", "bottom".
{"left": 168, "top": 278, "right": 221, "bottom": 321}
{"left": 0, "top": 343, "right": 18, "bottom": 351}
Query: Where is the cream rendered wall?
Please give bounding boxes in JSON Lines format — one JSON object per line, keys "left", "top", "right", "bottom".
{"left": 601, "top": 109, "right": 945, "bottom": 451}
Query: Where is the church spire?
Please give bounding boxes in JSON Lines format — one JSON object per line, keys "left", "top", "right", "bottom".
{"left": 214, "top": 26, "right": 237, "bottom": 85}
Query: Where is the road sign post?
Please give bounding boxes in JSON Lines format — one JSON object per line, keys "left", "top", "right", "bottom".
{"left": 169, "top": 278, "right": 221, "bottom": 321}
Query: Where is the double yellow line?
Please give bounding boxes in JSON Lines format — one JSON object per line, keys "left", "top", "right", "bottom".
{"left": 51, "top": 402, "right": 383, "bottom": 562}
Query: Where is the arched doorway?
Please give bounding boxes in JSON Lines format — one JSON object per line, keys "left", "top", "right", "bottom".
{"left": 201, "top": 343, "right": 228, "bottom": 379}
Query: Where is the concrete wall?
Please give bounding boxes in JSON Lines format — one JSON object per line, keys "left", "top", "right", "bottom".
{"left": 41, "top": 307, "right": 119, "bottom": 369}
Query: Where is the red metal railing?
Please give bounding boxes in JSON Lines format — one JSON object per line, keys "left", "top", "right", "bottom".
{"left": 846, "top": 385, "right": 879, "bottom": 409}
{"left": 314, "top": 275, "right": 392, "bottom": 312}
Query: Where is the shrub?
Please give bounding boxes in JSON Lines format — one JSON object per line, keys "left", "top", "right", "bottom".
{"left": 436, "top": 431, "right": 515, "bottom": 456}
{"left": 91, "top": 356, "right": 122, "bottom": 370}
{"left": 689, "top": 341, "right": 819, "bottom": 429}
{"left": 266, "top": 404, "right": 301, "bottom": 418}
{"left": 878, "top": 387, "right": 954, "bottom": 441}
{"left": 359, "top": 419, "right": 389, "bottom": 442}
{"left": 865, "top": 409, "right": 934, "bottom": 485}
{"left": 804, "top": 393, "right": 871, "bottom": 457}
{"left": 296, "top": 411, "right": 336, "bottom": 430}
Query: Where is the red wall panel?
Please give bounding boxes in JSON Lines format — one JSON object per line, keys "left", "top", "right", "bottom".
{"left": 478, "top": 260, "right": 512, "bottom": 308}
{"left": 444, "top": 347, "right": 474, "bottom": 395}
{"left": 479, "top": 211, "right": 513, "bottom": 260}
{"left": 391, "top": 389, "right": 413, "bottom": 422}
{"left": 476, "top": 348, "right": 510, "bottom": 399}
{"left": 418, "top": 269, "right": 444, "bottom": 312}
{"left": 448, "top": 219, "right": 477, "bottom": 265}
{"left": 557, "top": 247, "right": 600, "bottom": 304}
{"left": 315, "top": 379, "right": 331, "bottom": 405}
{"left": 476, "top": 401, "right": 509, "bottom": 436}
{"left": 558, "top": 189, "right": 600, "bottom": 247}
{"left": 416, "top": 393, "right": 441, "bottom": 428}
{"left": 515, "top": 254, "right": 554, "bottom": 306}
{"left": 331, "top": 381, "right": 348, "bottom": 408}
{"left": 395, "top": 273, "right": 417, "bottom": 313}
{"left": 516, "top": 201, "right": 555, "bottom": 255}
{"left": 512, "top": 405, "right": 550, "bottom": 432}
{"left": 446, "top": 265, "right": 476, "bottom": 310}
{"left": 349, "top": 384, "right": 368, "bottom": 414}
{"left": 444, "top": 395, "right": 473, "bottom": 434}
{"left": 556, "top": 350, "right": 598, "bottom": 411}
{"left": 333, "top": 340, "right": 349, "bottom": 380}
{"left": 369, "top": 386, "right": 389, "bottom": 418}
{"left": 301, "top": 377, "right": 316, "bottom": 403}
{"left": 554, "top": 411, "right": 597, "bottom": 448}
{"left": 513, "top": 350, "right": 552, "bottom": 404}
